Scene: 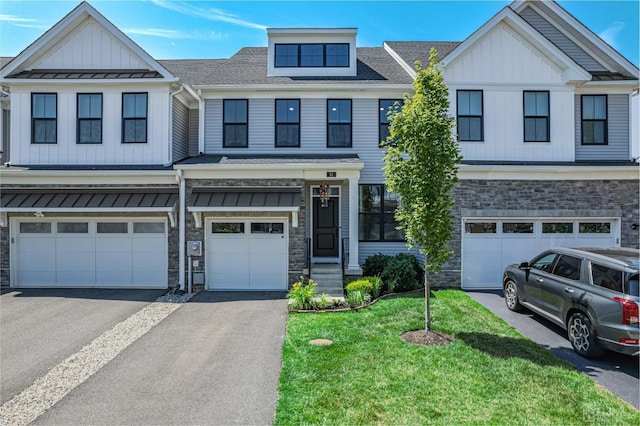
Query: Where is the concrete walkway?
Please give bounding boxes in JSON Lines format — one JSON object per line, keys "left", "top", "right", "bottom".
{"left": 32, "top": 291, "right": 288, "bottom": 425}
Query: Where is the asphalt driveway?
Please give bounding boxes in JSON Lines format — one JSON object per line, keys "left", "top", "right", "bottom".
{"left": 0, "top": 288, "right": 165, "bottom": 405}
{"left": 467, "top": 290, "right": 640, "bottom": 410}
{"left": 31, "top": 291, "right": 288, "bottom": 425}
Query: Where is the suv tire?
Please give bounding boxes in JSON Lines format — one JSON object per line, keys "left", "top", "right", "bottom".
{"left": 568, "top": 312, "right": 605, "bottom": 358}
{"left": 504, "top": 279, "right": 524, "bottom": 312}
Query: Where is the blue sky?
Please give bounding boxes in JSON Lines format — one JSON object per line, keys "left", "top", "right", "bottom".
{"left": 1, "top": 1, "right": 638, "bottom": 66}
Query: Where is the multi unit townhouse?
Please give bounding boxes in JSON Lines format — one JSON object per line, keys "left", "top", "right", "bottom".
{"left": 1, "top": 0, "right": 638, "bottom": 294}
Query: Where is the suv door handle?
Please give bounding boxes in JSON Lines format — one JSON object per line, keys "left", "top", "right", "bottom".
{"left": 564, "top": 288, "right": 574, "bottom": 294}
{"left": 536, "top": 278, "right": 544, "bottom": 283}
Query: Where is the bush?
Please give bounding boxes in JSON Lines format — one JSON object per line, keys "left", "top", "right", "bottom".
{"left": 381, "top": 255, "right": 422, "bottom": 293}
{"left": 345, "top": 290, "right": 371, "bottom": 308}
{"left": 363, "top": 276, "right": 384, "bottom": 299}
{"left": 362, "top": 253, "right": 392, "bottom": 277}
{"left": 395, "top": 253, "right": 424, "bottom": 284}
{"left": 286, "top": 277, "right": 317, "bottom": 310}
{"left": 345, "top": 279, "right": 374, "bottom": 297}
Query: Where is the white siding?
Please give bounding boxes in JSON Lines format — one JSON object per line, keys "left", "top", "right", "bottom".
{"left": 450, "top": 87, "right": 576, "bottom": 162}
{"left": 445, "top": 23, "right": 565, "bottom": 85}
{"left": 9, "top": 85, "right": 171, "bottom": 165}
{"left": 32, "top": 18, "right": 147, "bottom": 70}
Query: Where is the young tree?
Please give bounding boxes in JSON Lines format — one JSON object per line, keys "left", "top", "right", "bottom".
{"left": 383, "top": 49, "right": 461, "bottom": 331}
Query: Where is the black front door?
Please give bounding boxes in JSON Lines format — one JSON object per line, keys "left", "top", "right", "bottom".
{"left": 313, "top": 198, "right": 339, "bottom": 257}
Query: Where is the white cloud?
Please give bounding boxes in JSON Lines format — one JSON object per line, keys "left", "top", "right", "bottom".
{"left": 124, "top": 27, "right": 225, "bottom": 41}
{"left": 0, "top": 14, "right": 37, "bottom": 23}
{"left": 150, "top": 0, "right": 266, "bottom": 30}
{"left": 598, "top": 21, "right": 625, "bottom": 49}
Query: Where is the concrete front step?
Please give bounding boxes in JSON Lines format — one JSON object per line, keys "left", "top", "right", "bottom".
{"left": 310, "top": 264, "right": 343, "bottom": 297}
{"left": 314, "top": 286, "right": 344, "bottom": 298}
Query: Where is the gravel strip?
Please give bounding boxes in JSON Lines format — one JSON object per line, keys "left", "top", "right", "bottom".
{"left": 0, "top": 292, "right": 193, "bottom": 426}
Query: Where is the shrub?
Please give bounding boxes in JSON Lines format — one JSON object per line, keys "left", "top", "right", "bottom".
{"left": 381, "top": 255, "right": 421, "bottom": 293}
{"left": 345, "top": 279, "right": 374, "bottom": 297}
{"left": 286, "top": 277, "right": 317, "bottom": 310}
{"left": 363, "top": 276, "right": 384, "bottom": 299}
{"left": 395, "top": 253, "right": 424, "bottom": 284}
{"left": 362, "top": 253, "right": 392, "bottom": 277}
{"left": 311, "top": 293, "right": 335, "bottom": 310}
{"left": 345, "top": 290, "right": 371, "bottom": 308}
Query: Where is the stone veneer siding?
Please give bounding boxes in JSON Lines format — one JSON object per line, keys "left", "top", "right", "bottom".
{"left": 185, "top": 179, "right": 307, "bottom": 288}
{"left": 428, "top": 179, "right": 640, "bottom": 288}
{"left": 0, "top": 184, "right": 179, "bottom": 288}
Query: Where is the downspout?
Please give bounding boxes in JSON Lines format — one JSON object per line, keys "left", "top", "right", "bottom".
{"left": 176, "top": 168, "right": 186, "bottom": 291}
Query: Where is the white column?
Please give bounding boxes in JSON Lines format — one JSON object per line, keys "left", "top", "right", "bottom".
{"left": 347, "top": 176, "right": 362, "bottom": 274}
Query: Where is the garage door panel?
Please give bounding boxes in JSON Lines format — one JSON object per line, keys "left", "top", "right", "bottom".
{"left": 14, "top": 219, "right": 167, "bottom": 288}
{"left": 207, "top": 221, "right": 288, "bottom": 290}
{"left": 462, "top": 219, "right": 618, "bottom": 289}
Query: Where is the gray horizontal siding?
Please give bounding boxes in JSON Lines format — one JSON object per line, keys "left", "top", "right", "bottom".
{"left": 575, "top": 94, "right": 629, "bottom": 160}
{"left": 204, "top": 99, "right": 222, "bottom": 152}
{"left": 358, "top": 242, "right": 420, "bottom": 266}
{"left": 189, "top": 108, "right": 199, "bottom": 156}
{"left": 519, "top": 6, "right": 606, "bottom": 72}
{"left": 172, "top": 98, "right": 190, "bottom": 162}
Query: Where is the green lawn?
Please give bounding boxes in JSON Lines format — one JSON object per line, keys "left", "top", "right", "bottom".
{"left": 274, "top": 290, "right": 639, "bottom": 425}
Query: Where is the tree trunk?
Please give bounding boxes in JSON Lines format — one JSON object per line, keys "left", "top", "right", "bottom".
{"left": 424, "top": 254, "right": 431, "bottom": 331}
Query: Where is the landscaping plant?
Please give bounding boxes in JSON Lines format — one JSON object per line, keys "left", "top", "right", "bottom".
{"left": 286, "top": 276, "right": 318, "bottom": 310}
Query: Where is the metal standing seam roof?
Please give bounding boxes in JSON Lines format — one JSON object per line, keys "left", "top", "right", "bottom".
{"left": 5, "top": 69, "right": 164, "bottom": 79}
{"left": 189, "top": 188, "right": 301, "bottom": 209}
{"left": 0, "top": 188, "right": 178, "bottom": 210}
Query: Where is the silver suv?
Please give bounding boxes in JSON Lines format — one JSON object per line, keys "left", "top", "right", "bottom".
{"left": 503, "top": 247, "right": 639, "bottom": 358}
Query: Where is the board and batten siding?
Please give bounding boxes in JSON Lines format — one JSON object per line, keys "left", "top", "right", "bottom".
{"left": 518, "top": 6, "right": 606, "bottom": 73}
{"left": 33, "top": 18, "right": 148, "bottom": 70}
{"left": 1, "top": 108, "right": 9, "bottom": 163}
{"left": 444, "top": 22, "right": 566, "bottom": 85}
{"left": 450, "top": 87, "right": 575, "bottom": 162}
{"left": 172, "top": 97, "right": 190, "bottom": 162}
{"left": 574, "top": 94, "right": 630, "bottom": 160}
{"left": 9, "top": 86, "right": 171, "bottom": 165}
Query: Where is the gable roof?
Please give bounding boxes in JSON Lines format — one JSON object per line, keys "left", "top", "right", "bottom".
{"left": 0, "top": 1, "right": 176, "bottom": 82}
{"left": 511, "top": 0, "right": 638, "bottom": 80}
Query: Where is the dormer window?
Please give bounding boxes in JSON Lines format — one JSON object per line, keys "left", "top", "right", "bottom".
{"left": 267, "top": 28, "right": 357, "bottom": 77}
{"left": 274, "top": 43, "right": 349, "bottom": 68}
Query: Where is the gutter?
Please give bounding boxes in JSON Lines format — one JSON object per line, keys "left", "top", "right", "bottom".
{"left": 167, "top": 85, "right": 184, "bottom": 166}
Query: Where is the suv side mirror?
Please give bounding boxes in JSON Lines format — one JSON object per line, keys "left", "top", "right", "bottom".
{"left": 519, "top": 262, "right": 531, "bottom": 269}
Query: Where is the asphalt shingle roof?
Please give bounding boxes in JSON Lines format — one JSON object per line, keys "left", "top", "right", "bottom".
{"left": 161, "top": 47, "right": 415, "bottom": 86}
{"left": 383, "top": 41, "right": 461, "bottom": 69}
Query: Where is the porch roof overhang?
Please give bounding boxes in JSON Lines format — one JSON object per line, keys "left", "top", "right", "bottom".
{"left": 0, "top": 187, "right": 178, "bottom": 213}
{"left": 187, "top": 187, "right": 301, "bottom": 213}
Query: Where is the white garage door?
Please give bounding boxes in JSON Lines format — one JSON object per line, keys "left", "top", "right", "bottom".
{"left": 462, "top": 219, "right": 619, "bottom": 289}
{"left": 206, "top": 220, "right": 288, "bottom": 290}
{"left": 13, "top": 219, "right": 167, "bottom": 288}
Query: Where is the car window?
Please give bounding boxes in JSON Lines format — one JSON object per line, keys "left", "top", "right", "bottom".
{"left": 531, "top": 253, "right": 557, "bottom": 273}
{"left": 552, "top": 255, "right": 581, "bottom": 280}
{"left": 591, "top": 263, "right": 623, "bottom": 292}
{"left": 625, "top": 274, "right": 639, "bottom": 297}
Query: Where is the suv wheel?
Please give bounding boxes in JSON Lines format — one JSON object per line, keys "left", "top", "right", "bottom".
{"left": 567, "top": 312, "right": 604, "bottom": 358}
{"left": 504, "top": 280, "right": 523, "bottom": 312}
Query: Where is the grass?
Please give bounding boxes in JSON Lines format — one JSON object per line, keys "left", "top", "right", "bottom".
{"left": 274, "top": 290, "right": 640, "bottom": 425}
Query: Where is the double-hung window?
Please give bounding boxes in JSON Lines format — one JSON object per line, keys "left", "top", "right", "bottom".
{"left": 457, "top": 90, "right": 483, "bottom": 141}
{"left": 359, "top": 184, "right": 404, "bottom": 242}
{"left": 122, "top": 93, "right": 147, "bottom": 143}
{"left": 523, "top": 91, "right": 550, "bottom": 142}
{"left": 379, "top": 99, "right": 401, "bottom": 147}
{"left": 32, "top": 93, "right": 57, "bottom": 144}
{"left": 581, "top": 95, "right": 607, "bottom": 145}
{"left": 327, "top": 99, "right": 351, "bottom": 148}
{"left": 275, "top": 99, "right": 300, "bottom": 147}
{"left": 224, "top": 99, "right": 248, "bottom": 148}
{"left": 77, "top": 93, "right": 102, "bottom": 144}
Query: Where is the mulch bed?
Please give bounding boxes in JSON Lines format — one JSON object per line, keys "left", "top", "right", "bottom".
{"left": 401, "top": 329, "right": 454, "bottom": 347}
